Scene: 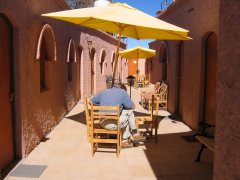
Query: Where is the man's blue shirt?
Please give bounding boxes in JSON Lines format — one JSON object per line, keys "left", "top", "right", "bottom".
{"left": 91, "top": 87, "right": 133, "bottom": 112}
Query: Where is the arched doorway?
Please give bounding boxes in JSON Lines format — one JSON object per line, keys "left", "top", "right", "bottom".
{"left": 177, "top": 41, "right": 184, "bottom": 118}
{"left": 0, "top": 14, "right": 15, "bottom": 175}
{"left": 90, "top": 49, "right": 96, "bottom": 95}
{"left": 161, "top": 50, "right": 167, "bottom": 81}
{"left": 159, "top": 42, "right": 168, "bottom": 82}
{"left": 203, "top": 33, "right": 217, "bottom": 126}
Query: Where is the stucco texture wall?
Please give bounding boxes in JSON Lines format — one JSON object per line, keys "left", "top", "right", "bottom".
{"left": 150, "top": 0, "right": 219, "bottom": 130}
{"left": 214, "top": 0, "right": 240, "bottom": 179}
{"left": 0, "top": 0, "right": 126, "bottom": 157}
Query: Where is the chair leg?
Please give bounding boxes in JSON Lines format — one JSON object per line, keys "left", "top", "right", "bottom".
{"left": 119, "top": 131, "right": 122, "bottom": 147}
{"left": 148, "top": 99, "right": 151, "bottom": 111}
{"left": 149, "top": 124, "right": 153, "bottom": 137}
{"left": 143, "top": 99, "right": 147, "bottom": 109}
{"left": 117, "top": 140, "right": 120, "bottom": 158}
{"left": 154, "top": 118, "right": 158, "bottom": 143}
{"left": 195, "top": 144, "right": 206, "bottom": 162}
{"left": 136, "top": 119, "right": 139, "bottom": 130}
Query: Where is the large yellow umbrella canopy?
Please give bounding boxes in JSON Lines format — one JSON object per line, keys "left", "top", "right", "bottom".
{"left": 119, "top": 46, "right": 156, "bottom": 59}
{"left": 42, "top": 2, "right": 191, "bottom": 84}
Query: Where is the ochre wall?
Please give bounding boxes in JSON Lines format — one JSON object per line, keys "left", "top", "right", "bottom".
{"left": 128, "top": 58, "right": 146, "bottom": 76}
{"left": 149, "top": 0, "right": 219, "bottom": 130}
{"left": 0, "top": 0, "right": 126, "bottom": 159}
{"left": 214, "top": 0, "right": 240, "bottom": 179}
{"left": 128, "top": 59, "right": 138, "bottom": 75}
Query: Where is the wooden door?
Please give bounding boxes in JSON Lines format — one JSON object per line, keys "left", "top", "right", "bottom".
{"left": 177, "top": 42, "right": 184, "bottom": 117}
{"left": 0, "top": 15, "right": 14, "bottom": 172}
{"left": 128, "top": 59, "right": 138, "bottom": 75}
{"left": 204, "top": 33, "right": 217, "bottom": 125}
{"left": 162, "top": 48, "right": 167, "bottom": 81}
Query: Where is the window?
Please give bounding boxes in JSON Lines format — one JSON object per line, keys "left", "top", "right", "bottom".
{"left": 40, "top": 37, "right": 47, "bottom": 90}
{"left": 36, "top": 24, "right": 56, "bottom": 91}
{"left": 67, "top": 39, "right": 76, "bottom": 82}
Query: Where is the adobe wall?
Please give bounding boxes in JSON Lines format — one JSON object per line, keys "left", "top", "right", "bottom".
{"left": 214, "top": 0, "right": 240, "bottom": 179}
{"left": 138, "top": 58, "right": 146, "bottom": 75}
{"left": 148, "top": 41, "right": 162, "bottom": 84}
{"left": 149, "top": 0, "right": 219, "bottom": 129}
{"left": 0, "top": 0, "right": 126, "bottom": 156}
{"left": 78, "top": 27, "right": 127, "bottom": 97}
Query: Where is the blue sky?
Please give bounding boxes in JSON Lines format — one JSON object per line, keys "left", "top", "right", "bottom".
{"left": 113, "top": 0, "right": 163, "bottom": 49}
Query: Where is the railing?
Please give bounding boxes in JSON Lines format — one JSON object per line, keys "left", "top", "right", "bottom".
{"left": 161, "top": 0, "right": 175, "bottom": 10}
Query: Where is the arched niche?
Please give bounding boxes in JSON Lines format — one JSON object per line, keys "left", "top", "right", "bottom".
{"left": 36, "top": 24, "right": 56, "bottom": 61}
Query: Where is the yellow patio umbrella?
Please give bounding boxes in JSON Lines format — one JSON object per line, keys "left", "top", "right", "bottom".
{"left": 42, "top": 3, "right": 191, "bottom": 84}
{"left": 119, "top": 46, "right": 156, "bottom": 87}
{"left": 119, "top": 46, "right": 156, "bottom": 59}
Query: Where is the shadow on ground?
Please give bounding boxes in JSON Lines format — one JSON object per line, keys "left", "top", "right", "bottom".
{"left": 138, "top": 129, "right": 214, "bottom": 179}
{"left": 65, "top": 111, "right": 86, "bottom": 124}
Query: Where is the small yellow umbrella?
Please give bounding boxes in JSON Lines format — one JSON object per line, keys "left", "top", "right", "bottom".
{"left": 119, "top": 46, "right": 156, "bottom": 59}
{"left": 119, "top": 46, "right": 156, "bottom": 86}
{"left": 42, "top": 3, "right": 191, "bottom": 84}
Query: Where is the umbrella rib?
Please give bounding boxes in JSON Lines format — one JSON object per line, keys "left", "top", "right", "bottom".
{"left": 134, "top": 26, "right": 139, "bottom": 40}
{"left": 162, "top": 29, "right": 188, "bottom": 39}
{"left": 78, "top": 18, "right": 123, "bottom": 34}
{"left": 77, "top": 17, "right": 94, "bottom": 26}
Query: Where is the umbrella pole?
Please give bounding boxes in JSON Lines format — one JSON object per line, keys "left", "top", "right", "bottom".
{"left": 112, "top": 29, "right": 122, "bottom": 87}
{"left": 136, "top": 58, "right": 139, "bottom": 89}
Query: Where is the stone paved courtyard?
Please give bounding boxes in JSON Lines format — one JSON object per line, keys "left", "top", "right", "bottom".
{"left": 6, "top": 86, "right": 213, "bottom": 180}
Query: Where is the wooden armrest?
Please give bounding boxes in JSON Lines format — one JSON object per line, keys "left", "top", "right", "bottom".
{"left": 195, "top": 135, "right": 215, "bottom": 152}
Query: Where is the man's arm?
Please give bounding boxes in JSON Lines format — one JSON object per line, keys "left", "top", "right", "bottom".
{"left": 91, "top": 93, "right": 101, "bottom": 105}
{"left": 122, "top": 92, "right": 135, "bottom": 109}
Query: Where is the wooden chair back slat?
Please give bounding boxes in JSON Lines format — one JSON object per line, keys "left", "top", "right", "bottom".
{"left": 91, "top": 104, "right": 121, "bottom": 157}
{"left": 92, "top": 115, "right": 119, "bottom": 119}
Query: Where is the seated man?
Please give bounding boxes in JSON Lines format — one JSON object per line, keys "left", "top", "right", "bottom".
{"left": 90, "top": 75, "right": 145, "bottom": 148}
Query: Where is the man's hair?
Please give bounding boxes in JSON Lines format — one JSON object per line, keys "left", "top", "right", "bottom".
{"left": 105, "top": 75, "right": 113, "bottom": 88}
{"left": 117, "top": 83, "right": 127, "bottom": 91}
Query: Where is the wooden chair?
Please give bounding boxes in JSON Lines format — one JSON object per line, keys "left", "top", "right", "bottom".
{"left": 135, "top": 74, "right": 146, "bottom": 88}
{"left": 91, "top": 104, "right": 121, "bottom": 157}
{"left": 135, "top": 95, "right": 159, "bottom": 142}
{"left": 147, "top": 82, "right": 168, "bottom": 111}
{"left": 144, "top": 73, "right": 151, "bottom": 86}
{"left": 140, "top": 82, "right": 161, "bottom": 108}
{"left": 83, "top": 95, "right": 91, "bottom": 143}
